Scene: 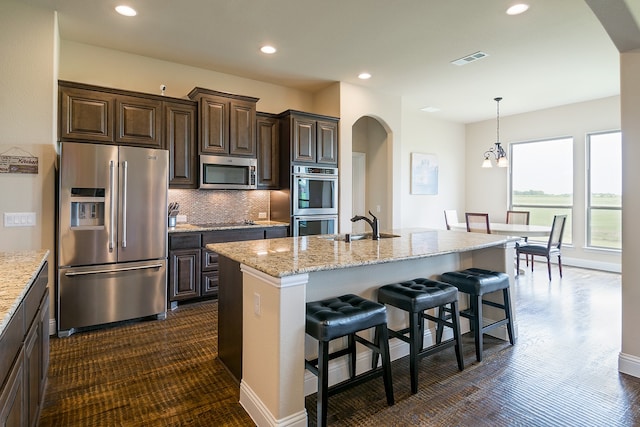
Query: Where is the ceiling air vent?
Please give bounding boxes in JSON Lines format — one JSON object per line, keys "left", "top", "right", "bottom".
{"left": 450, "top": 51, "right": 489, "bottom": 66}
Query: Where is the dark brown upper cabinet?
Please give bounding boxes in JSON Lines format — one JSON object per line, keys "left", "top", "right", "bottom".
{"left": 59, "top": 84, "right": 114, "bottom": 143}
{"left": 165, "top": 100, "right": 198, "bottom": 189}
{"left": 188, "top": 87, "right": 259, "bottom": 157}
{"left": 279, "top": 110, "right": 339, "bottom": 166}
{"left": 256, "top": 112, "right": 280, "bottom": 189}
{"left": 59, "top": 81, "right": 163, "bottom": 149}
{"left": 115, "top": 95, "right": 163, "bottom": 148}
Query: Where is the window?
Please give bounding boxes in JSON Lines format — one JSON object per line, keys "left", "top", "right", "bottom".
{"left": 587, "top": 131, "right": 621, "bottom": 250}
{"left": 510, "top": 137, "right": 573, "bottom": 244}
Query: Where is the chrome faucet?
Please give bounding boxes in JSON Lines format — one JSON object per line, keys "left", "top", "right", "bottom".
{"left": 351, "top": 210, "right": 380, "bottom": 240}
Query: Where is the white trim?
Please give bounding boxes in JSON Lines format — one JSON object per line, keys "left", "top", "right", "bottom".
{"left": 618, "top": 352, "right": 640, "bottom": 378}
{"left": 561, "top": 256, "right": 621, "bottom": 273}
{"left": 240, "top": 380, "right": 307, "bottom": 427}
{"left": 240, "top": 264, "right": 309, "bottom": 289}
{"left": 49, "top": 318, "right": 56, "bottom": 336}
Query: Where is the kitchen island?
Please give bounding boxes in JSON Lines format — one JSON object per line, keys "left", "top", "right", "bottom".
{"left": 208, "top": 229, "right": 518, "bottom": 427}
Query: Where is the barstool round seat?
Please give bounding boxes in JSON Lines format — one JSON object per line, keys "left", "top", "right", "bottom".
{"left": 306, "top": 294, "right": 387, "bottom": 341}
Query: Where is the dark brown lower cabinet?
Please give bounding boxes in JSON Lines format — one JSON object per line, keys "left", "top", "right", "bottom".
{"left": 169, "top": 248, "right": 201, "bottom": 301}
{"left": 0, "top": 261, "right": 49, "bottom": 427}
{"left": 168, "top": 226, "right": 287, "bottom": 307}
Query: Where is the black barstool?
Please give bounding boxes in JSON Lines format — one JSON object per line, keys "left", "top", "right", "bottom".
{"left": 305, "top": 294, "right": 394, "bottom": 427}
{"left": 440, "top": 268, "right": 515, "bottom": 362}
{"left": 374, "top": 278, "right": 464, "bottom": 394}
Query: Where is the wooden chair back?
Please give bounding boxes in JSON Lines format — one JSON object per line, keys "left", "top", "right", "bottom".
{"left": 547, "top": 215, "right": 567, "bottom": 250}
{"left": 444, "top": 210, "right": 458, "bottom": 230}
{"left": 465, "top": 213, "right": 491, "bottom": 234}
{"left": 506, "top": 210, "right": 530, "bottom": 225}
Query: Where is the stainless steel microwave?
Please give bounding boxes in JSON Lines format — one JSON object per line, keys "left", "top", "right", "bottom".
{"left": 199, "top": 155, "right": 257, "bottom": 190}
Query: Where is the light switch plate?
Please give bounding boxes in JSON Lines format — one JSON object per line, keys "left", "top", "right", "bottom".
{"left": 4, "top": 212, "right": 36, "bottom": 227}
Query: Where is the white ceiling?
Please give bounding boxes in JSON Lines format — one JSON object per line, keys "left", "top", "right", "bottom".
{"left": 22, "top": 0, "right": 639, "bottom": 123}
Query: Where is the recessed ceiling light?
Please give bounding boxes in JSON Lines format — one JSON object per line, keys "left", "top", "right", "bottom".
{"left": 358, "top": 72, "right": 372, "bottom": 80}
{"left": 115, "top": 5, "right": 137, "bottom": 16}
{"left": 420, "top": 106, "right": 440, "bottom": 113}
{"left": 506, "top": 4, "right": 529, "bottom": 15}
{"left": 260, "top": 45, "right": 277, "bottom": 54}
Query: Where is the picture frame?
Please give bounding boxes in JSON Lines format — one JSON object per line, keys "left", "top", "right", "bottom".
{"left": 411, "top": 152, "right": 438, "bottom": 195}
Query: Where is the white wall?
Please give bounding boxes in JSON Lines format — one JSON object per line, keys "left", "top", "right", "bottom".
{"left": 0, "top": 1, "right": 57, "bottom": 252}
{"left": 466, "top": 96, "right": 622, "bottom": 270}
{"left": 620, "top": 50, "right": 640, "bottom": 376}
{"left": 60, "top": 40, "right": 314, "bottom": 114}
{"left": 400, "top": 99, "right": 467, "bottom": 229}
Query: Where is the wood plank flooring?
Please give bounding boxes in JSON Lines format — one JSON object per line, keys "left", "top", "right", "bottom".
{"left": 39, "top": 266, "right": 640, "bottom": 426}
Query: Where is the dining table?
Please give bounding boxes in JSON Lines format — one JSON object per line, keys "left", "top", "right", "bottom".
{"left": 450, "top": 222, "right": 551, "bottom": 275}
{"left": 449, "top": 222, "right": 551, "bottom": 238}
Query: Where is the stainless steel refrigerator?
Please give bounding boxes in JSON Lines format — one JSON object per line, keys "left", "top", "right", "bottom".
{"left": 57, "top": 142, "right": 168, "bottom": 337}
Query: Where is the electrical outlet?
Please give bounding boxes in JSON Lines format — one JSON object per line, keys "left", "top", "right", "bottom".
{"left": 4, "top": 212, "right": 36, "bottom": 227}
{"left": 176, "top": 214, "right": 187, "bottom": 223}
{"left": 258, "top": 212, "right": 267, "bottom": 219}
{"left": 253, "top": 292, "right": 261, "bottom": 316}
{"left": 376, "top": 205, "right": 381, "bottom": 213}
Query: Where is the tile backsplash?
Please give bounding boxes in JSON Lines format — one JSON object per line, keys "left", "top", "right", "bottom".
{"left": 168, "top": 189, "right": 271, "bottom": 224}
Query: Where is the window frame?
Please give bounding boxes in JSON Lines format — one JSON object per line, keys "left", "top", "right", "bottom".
{"left": 586, "top": 130, "right": 622, "bottom": 251}
{"left": 508, "top": 136, "right": 574, "bottom": 244}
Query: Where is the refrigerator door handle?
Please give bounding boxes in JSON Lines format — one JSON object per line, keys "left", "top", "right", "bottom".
{"left": 109, "top": 160, "right": 116, "bottom": 251}
{"left": 122, "top": 160, "right": 128, "bottom": 248}
{"left": 64, "top": 263, "right": 164, "bottom": 276}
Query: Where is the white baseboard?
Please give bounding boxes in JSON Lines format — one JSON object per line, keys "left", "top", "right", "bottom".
{"left": 240, "top": 380, "right": 307, "bottom": 427}
{"left": 562, "top": 257, "right": 621, "bottom": 273}
{"left": 618, "top": 352, "right": 640, "bottom": 378}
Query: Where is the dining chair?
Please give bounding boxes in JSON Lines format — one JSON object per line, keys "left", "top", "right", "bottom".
{"left": 507, "top": 210, "right": 531, "bottom": 265}
{"left": 465, "top": 213, "right": 491, "bottom": 234}
{"left": 516, "top": 215, "right": 567, "bottom": 281}
{"left": 444, "top": 210, "right": 458, "bottom": 230}
{"left": 506, "top": 210, "right": 530, "bottom": 225}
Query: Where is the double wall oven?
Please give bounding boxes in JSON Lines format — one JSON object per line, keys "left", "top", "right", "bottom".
{"left": 272, "top": 165, "right": 338, "bottom": 237}
{"left": 292, "top": 165, "right": 338, "bottom": 236}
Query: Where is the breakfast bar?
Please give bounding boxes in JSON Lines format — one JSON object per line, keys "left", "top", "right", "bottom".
{"left": 208, "top": 229, "right": 518, "bottom": 427}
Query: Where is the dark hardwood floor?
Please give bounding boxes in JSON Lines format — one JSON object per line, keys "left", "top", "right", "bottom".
{"left": 39, "top": 266, "right": 640, "bottom": 426}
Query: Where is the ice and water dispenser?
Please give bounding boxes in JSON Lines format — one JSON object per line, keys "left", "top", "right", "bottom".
{"left": 69, "top": 188, "right": 106, "bottom": 229}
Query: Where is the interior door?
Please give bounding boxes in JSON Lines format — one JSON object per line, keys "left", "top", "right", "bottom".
{"left": 117, "top": 146, "right": 168, "bottom": 262}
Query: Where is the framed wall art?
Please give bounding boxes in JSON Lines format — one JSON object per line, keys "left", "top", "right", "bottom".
{"left": 411, "top": 152, "right": 438, "bottom": 195}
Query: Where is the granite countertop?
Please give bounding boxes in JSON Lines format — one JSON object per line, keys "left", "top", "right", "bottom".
{"left": 168, "top": 220, "right": 289, "bottom": 234}
{"left": 0, "top": 249, "right": 49, "bottom": 334}
{"left": 207, "top": 228, "right": 517, "bottom": 278}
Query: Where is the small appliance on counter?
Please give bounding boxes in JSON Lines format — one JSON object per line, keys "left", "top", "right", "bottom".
{"left": 57, "top": 142, "right": 169, "bottom": 337}
{"left": 168, "top": 202, "right": 179, "bottom": 227}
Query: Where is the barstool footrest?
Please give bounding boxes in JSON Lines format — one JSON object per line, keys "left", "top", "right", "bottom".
{"left": 327, "top": 367, "right": 385, "bottom": 397}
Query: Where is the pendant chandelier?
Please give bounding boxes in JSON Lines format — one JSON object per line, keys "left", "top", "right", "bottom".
{"left": 482, "top": 97, "right": 508, "bottom": 168}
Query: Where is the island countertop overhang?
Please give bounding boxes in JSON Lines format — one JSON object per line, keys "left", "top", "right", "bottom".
{"left": 207, "top": 228, "right": 519, "bottom": 278}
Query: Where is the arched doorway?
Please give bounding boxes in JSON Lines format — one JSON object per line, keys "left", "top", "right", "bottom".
{"left": 352, "top": 116, "right": 392, "bottom": 232}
